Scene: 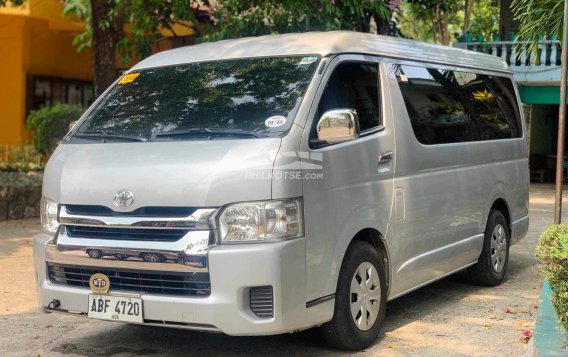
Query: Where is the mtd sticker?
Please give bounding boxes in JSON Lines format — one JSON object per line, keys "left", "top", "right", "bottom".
{"left": 265, "top": 116, "right": 287, "bottom": 128}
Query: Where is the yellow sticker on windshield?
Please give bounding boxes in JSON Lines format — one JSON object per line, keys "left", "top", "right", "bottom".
{"left": 118, "top": 72, "right": 140, "bottom": 85}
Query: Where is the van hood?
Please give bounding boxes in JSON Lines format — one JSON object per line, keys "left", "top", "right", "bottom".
{"left": 43, "top": 139, "right": 281, "bottom": 209}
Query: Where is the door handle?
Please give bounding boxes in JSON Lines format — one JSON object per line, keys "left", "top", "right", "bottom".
{"left": 378, "top": 151, "right": 393, "bottom": 164}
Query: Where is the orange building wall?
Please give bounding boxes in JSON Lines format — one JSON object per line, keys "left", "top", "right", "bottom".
{"left": 0, "top": 0, "right": 93, "bottom": 146}
{"left": 0, "top": 16, "right": 27, "bottom": 146}
{"left": 25, "top": 18, "right": 93, "bottom": 81}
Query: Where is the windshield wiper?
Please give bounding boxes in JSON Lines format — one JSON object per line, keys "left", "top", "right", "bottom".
{"left": 72, "top": 130, "right": 147, "bottom": 142}
{"left": 152, "top": 128, "right": 264, "bottom": 140}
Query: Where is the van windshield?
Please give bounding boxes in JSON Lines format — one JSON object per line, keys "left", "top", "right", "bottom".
{"left": 72, "top": 55, "right": 320, "bottom": 142}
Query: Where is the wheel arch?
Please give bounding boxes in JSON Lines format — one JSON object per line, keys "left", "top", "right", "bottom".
{"left": 490, "top": 198, "right": 511, "bottom": 234}
{"left": 483, "top": 181, "right": 512, "bottom": 233}
{"left": 351, "top": 228, "right": 391, "bottom": 295}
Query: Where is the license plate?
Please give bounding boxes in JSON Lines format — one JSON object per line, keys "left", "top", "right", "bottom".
{"left": 88, "top": 294, "right": 143, "bottom": 323}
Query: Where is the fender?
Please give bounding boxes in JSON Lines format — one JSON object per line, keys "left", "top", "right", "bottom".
{"left": 483, "top": 181, "right": 512, "bottom": 231}
{"left": 326, "top": 203, "right": 391, "bottom": 298}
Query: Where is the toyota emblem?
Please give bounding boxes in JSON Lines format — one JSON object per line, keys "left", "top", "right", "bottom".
{"left": 113, "top": 190, "right": 135, "bottom": 209}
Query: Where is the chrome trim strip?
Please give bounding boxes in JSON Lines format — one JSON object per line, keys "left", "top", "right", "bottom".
{"left": 59, "top": 205, "right": 217, "bottom": 230}
{"left": 47, "top": 230, "right": 211, "bottom": 273}
{"left": 306, "top": 293, "right": 335, "bottom": 308}
{"left": 512, "top": 215, "right": 529, "bottom": 226}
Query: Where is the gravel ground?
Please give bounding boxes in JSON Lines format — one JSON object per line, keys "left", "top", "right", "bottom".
{"left": 0, "top": 185, "right": 561, "bottom": 357}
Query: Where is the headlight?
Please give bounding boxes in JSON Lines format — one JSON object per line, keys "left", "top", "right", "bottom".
{"left": 218, "top": 198, "right": 303, "bottom": 243}
{"left": 40, "top": 197, "right": 59, "bottom": 234}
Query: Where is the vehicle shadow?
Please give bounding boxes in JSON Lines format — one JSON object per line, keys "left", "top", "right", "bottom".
{"left": 44, "top": 251, "right": 537, "bottom": 356}
{"left": 379, "top": 250, "right": 536, "bottom": 335}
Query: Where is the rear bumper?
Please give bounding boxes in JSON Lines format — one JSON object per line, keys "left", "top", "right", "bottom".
{"left": 34, "top": 233, "right": 333, "bottom": 335}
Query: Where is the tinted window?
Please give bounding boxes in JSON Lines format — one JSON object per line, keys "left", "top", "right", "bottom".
{"left": 395, "top": 65, "right": 471, "bottom": 144}
{"left": 394, "top": 64, "right": 521, "bottom": 145}
{"left": 73, "top": 56, "right": 320, "bottom": 141}
{"left": 318, "top": 62, "right": 381, "bottom": 132}
{"left": 465, "top": 75, "right": 521, "bottom": 140}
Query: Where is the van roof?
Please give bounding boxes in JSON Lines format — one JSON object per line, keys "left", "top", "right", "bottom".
{"left": 132, "top": 31, "right": 509, "bottom": 73}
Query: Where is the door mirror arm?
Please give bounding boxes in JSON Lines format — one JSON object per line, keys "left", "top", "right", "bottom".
{"left": 309, "top": 138, "right": 329, "bottom": 149}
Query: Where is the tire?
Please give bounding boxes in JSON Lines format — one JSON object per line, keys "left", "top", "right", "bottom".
{"left": 320, "top": 240, "right": 387, "bottom": 350}
{"left": 469, "top": 209, "right": 510, "bottom": 286}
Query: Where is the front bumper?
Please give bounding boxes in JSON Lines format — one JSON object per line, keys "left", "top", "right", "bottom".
{"left": 34, "top": 233, "right": 333, "bottom": 335}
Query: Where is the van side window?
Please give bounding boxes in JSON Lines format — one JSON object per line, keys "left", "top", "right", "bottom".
{"left": 394, "top": 65, "right": 471, "bottom": 145}
{"left": 466, "top": 76, "right": 522, "bottom": 140}
{"left": 317, "top": 62, "right": 381, "bottom": 132}
{"left": 394, "top": 64, "right": 522, "bottom": 145}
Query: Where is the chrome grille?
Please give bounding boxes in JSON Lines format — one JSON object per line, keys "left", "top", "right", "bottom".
{"left": 65, "top": 225, "right": 188, "bottom": 242}
{"left": 250, "top": 286, "right": 274, "bottom": 318}
{"left": 58, "top": 205, "right": 215, "bottom": 232}
{"left": 65, "top": 205, "right": 197, "bottom": 217}
{"left": 48, "top": 263, "right": 211, "bottom": 297}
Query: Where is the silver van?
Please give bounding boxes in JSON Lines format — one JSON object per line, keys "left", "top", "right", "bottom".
{"left": 34, "top": 31, "right": 529, "bottom": 350}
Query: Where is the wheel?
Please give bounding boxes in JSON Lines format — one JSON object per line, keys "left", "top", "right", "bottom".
{"left": 87, "top": 249, "right": 103, "bottom": 259}
{"left": 469, "top": 209, "right": 510, "bottom": 286}
{"left": 320, "top": 241, "right": 387, "bottom": 350}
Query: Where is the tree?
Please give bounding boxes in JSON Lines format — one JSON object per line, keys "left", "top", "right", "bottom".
{"left": 89, "top": 1, "right": 123, "bottom": 97}
{"left": 201, "top": 0, "right": 393, "bottom": 42}
{"left": 512, "top": 0, "right": 563, "bottom": 60}
{"left": 500, "top": 0, "right": 520, "bottom": 41}
{"left": 63, "top": 0, "right": 213, "bottom": 97}
{"left": 468, "top": 0, "right": 499, "bottom": 40}
{"left": 4, "top": 0, "right": 394, "bottom": 97}
{"left": 399, "top": 0, "right": 499, "bottom": 44}
{"left": 399, "top": 0, "right": 461, "bottom": 44}
{"left": 402, "top": 0, "right": 463, "bottom": 45}
{"left": 464, "top": 0, "right": 474, "bottom": 35}
{"left": 512, "top": 0, "right": 563, "bottom": 41}
{"left": 0, "top": 0, "right": 24, "bottom": 6}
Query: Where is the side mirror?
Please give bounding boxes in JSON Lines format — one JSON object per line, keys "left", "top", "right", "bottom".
{"left": 316, "top": 109, "right": 360, "bottom": 144}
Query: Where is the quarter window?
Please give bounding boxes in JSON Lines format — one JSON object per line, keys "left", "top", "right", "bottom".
{"left": 466, "top": 75, "right": 521, "bottom": 140}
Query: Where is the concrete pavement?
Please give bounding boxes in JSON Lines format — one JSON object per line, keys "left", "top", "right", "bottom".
{"left": 0, "top": 184, "right": 562, "bottom": 356}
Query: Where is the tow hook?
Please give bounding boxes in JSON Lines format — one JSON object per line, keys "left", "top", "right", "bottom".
{"left": 47, "top": 299, "right": 61, "bottom": 310}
